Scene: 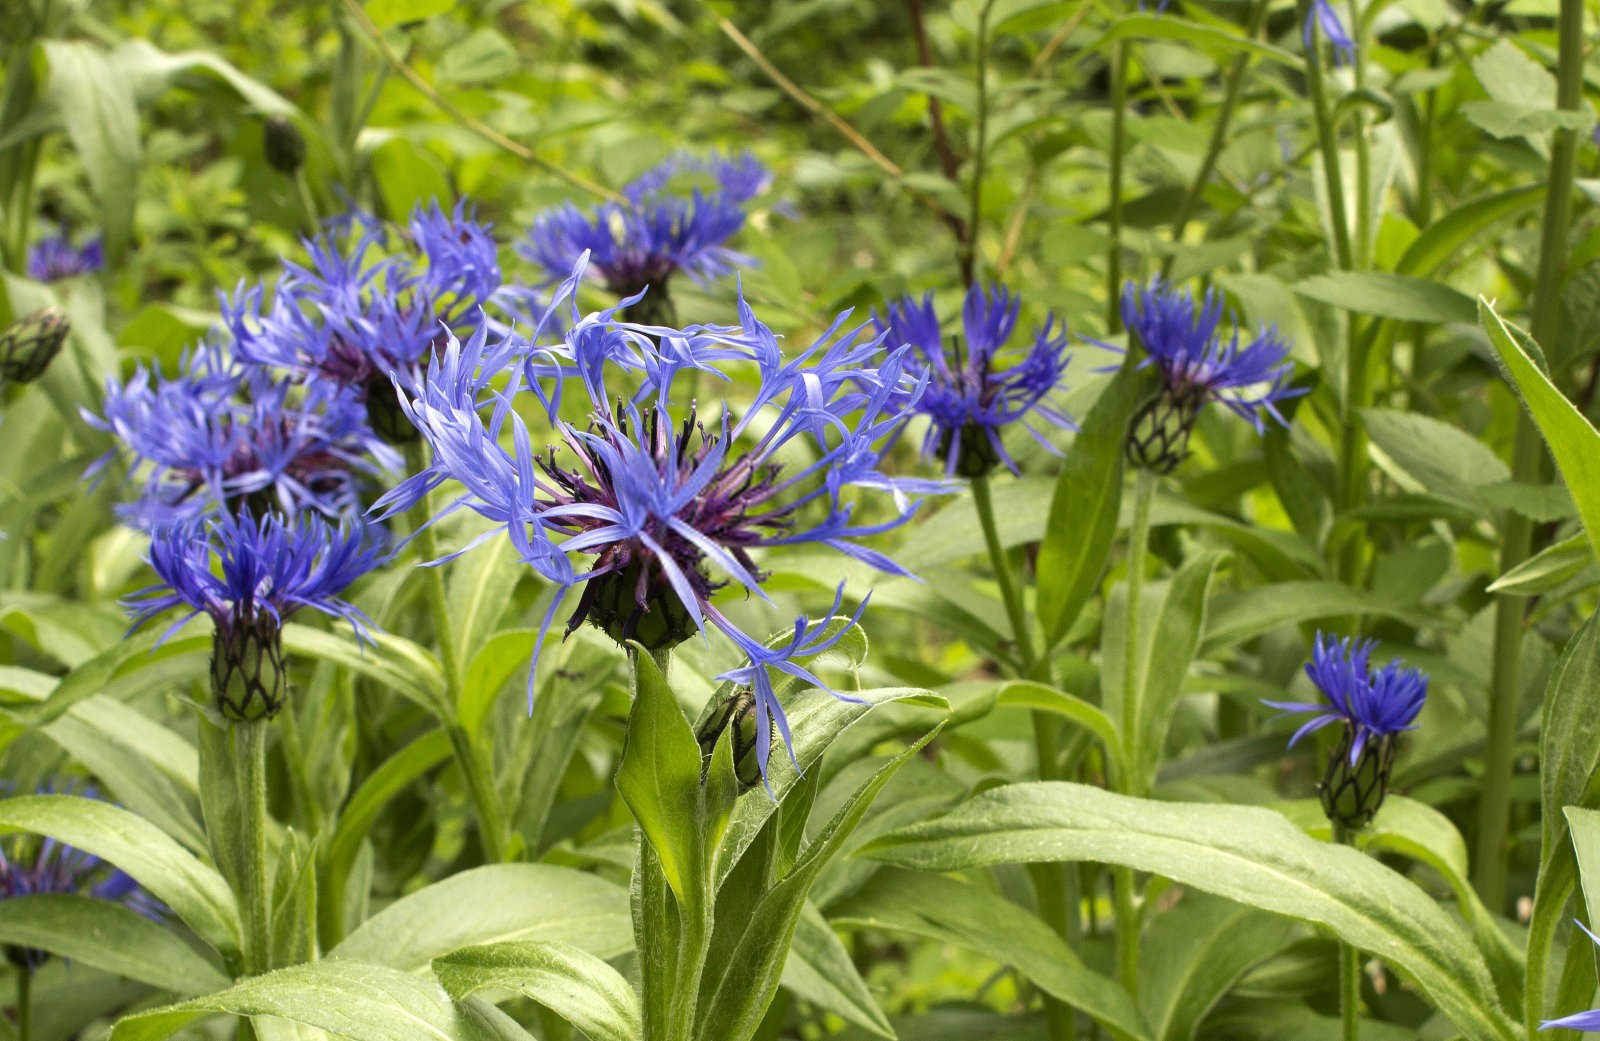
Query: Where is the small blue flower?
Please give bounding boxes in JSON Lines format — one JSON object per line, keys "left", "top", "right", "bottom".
{"left": 1542, "top": 922, "right": 1600, "bottom": 1031}
{"left": 374, "top": 256, "right": 931, "bottom": 783}
{"left": 26, "top": 232, "right": 103, "bottom": 282}
{"left": 873, "top": 284, "right": 1074, "bottom": 478}
{"left": 1, "top": 786, "right": 161, "bottom": 968}
{"left": 126, "top": 509, "right": 381, "bottom": 644}
{"left": 517, "top": 152, "right": 768, "bottom": 310}
{"left": 1264, "top": 632, "right": 1428, "bottom": 763}
{"left": 1303, "top": 0, "right": 1356, "bottom": 66}
{"left": 1120, "top": 279, "right": 1299, "bottom": 432}
{"left": 87, "top": 339, "right": 397, "bottom": 529}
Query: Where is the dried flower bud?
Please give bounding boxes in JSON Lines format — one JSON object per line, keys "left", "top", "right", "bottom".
{"left": 0, "top": 307, "right": 69, "bottom": 386}
{"left": 263, "top": 116, "right": 306, "bottom": 176}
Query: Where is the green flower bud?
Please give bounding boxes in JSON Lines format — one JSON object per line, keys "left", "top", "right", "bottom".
{"left": 263, "top": 116, "right": 307, "bottom": 176}
{"left": 363, "top": 373, "right": 420, "bottom": 445}
{"left": 211, "top": 612, "right": 288, "bottom": 722}
{"left": 695, "top": 689, "right": 768, "bottom": 790}
{"left": 1319, "top": 726, "right": 1396, "bottom": 832}
{"left": 1125, "top": 383, "right": 1204, "bottom": 473}
{"left": 0, "top": 307, "right": 70, "bottom": 386}
{"left": 934, "top": 421, "right": 1003, "bottom": 479}
{"left": 587, "top": 558, "right": 700, "bottom": 654}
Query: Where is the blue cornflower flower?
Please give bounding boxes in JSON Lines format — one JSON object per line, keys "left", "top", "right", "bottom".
{"left": 1115, "top": 278, "right": 1299, "bottom": 472}
{"left": 374, "top": 256, "right": 934, "bottom": 784}
{"left": 1542, "top": 922, "right": 1600, "bottom": 1031}
{"left": 1, "top": 784, "right": 161, "bottom": 969}
{"left": 1303, "top": 0, "right": 1356, "bottom": 66}
{"left": 26, "top": 232, "right": 103, "bottom": 282}
{"left": 517, "top": 152, "right": 769, "bottom": 324}
{"left": 227, "top": 202, "right": 506, "bottom": 442}
{"left": 1264, "top": 632, "right": 1428, "bottom": 829}
{"left": 88, "top": 338, "right": 397, "bottom": 529}
{"left": 126, "top": 509, "right": 383, "bottom": 720}
{"left": 874, "top": 284, "right": 1074, "bottom": 478}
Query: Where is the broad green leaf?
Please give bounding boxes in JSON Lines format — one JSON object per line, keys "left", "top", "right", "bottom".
{"left": 994, "top": 680, "right": 1121, "bottom": 762}
{"left": 43, "top": 41, "right": 141, "bottom": 259}
{"left": 432, "top": 941, "right": 641, "bottom": 1041}
{"left": 14, "top": 629, "right": 209, "bottom": 729}
{"left": 1567, "top": 807, "right": 1600, "bottom": 930}
{"left": 110, "top": 40, "right": 299, "bottom": 116}
{"left": 830, "top": 868, "right": 1149, "bottom": 1040}
{"left": 446, "top": 534, "right": 522, "bottom": 687}
{"left": 616, "top": 645, "right": 707, "bottom": 909}
{"left": 781, "top": 903, "right": 894, "bottom": 1039}
{"left": 1360, "top": 408, "right": 1509, "bottom": 506}
{"left": 1295, "top": 271, "right": 1476, "bottom": 325}
{"left": 1037, "top": 362, "right": 1138, "bottom": 647}
{"left": 1139, "top": 893, "right": 1304, "bottom": 1041}
{"left": 1202, "top": 581, "right": 1436, "bottom": 652}
{"left": 1105, "top": 553, "right": 1223, "bottom": 794}
{"left": 1462, "top": 101, "right": 1594, "bottom": 140}
{"left": 109, "top": 959, "right": 495, "bottom": 1041}
{"left": 330, "top": 864, "right": 630, "bottom": 971}
{"left": 0, "top": 893, "right": 229, "bottom": 995}
{"left": 1396, "top": 186, "right": 1543, "bottom": 278}
{"left": 866, "top": 783, "right": 1518, "bottom": 1041}
{"left": 0, "top": 795, "right": 239, "bottom": 961}
{"left": 1542, "top": 613, "right": 1600, "bottom": 862}
{"left": 1092, "top": 14, "right": 1297, "bottom": 66}
{"left": 1481, "top": 299, "right": 1600, "bottom": 564}
{"left": 282, "top": 625, "right": 445, "bottom": 715}
{"left": 1488, "top": 532, "right": 1592, "bottom": 594}
{"left": 692, "top": 727, "right": 942, "bottom": 1041}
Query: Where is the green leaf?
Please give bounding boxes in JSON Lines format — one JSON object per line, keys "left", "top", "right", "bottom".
{"left": 42, "top": 41, "right": 141, "bottom": 260}
{"left": 993, "top": 680, "right": 1121, "bottom": 763}
{"left": 1542, "top": 613, "right": 1600, "bottom": 861}
{"left": 866, "top": 782, "right": 1519, "bottom": 1041}
{"left": 1462, "top": 101, "right": 1595, "bottom": 140}
{"left": 0, "top": 794, "right": 239, "bottom": 962}
{"left": 1567, "top": 807, "right": 1600, "bottom": 930}
{"left": 1105, "top": 553, "right": 1224, "bottom": 794}
{"left": 366, "top": 0, "right": 456, "bottom": 29}
{"left": 0, "top": 893, "right": 229, "bottom": 995}
{"left": 1295, "top": 271, "right": 1476, "bottom": 324}
{"left": 830, "top": 868, "right": 1149, "bottom": 1040}
{"left": 781, "top": 903, "right": 895, "bottom": 1039}
{"left": 330, "top": 864, "right": 631, "bottom": 971}
{"left": 282, "top": 625, "right": 445, "bottom": 715}
{"left": 1396, "top": 186, "right": 1544, "bottom": 279}
{"left": 616, "top": 645, "right": 707, "bottom": 909}
{"left": 1092, "top": 14, "right": 1297, "bottom": 66}
{"left": 432, "top": 941, "right": 642, "bottom": 1041}
{"left": 109, "top": 960, "right": 496, "bottom": 1041}
{"left": 1202, "top": 581, "right": 1436, "bottom": 652}
{"left": 110, "top": 40, "right": 299, "bottom": 117}
{"left": 1037, "top": 363, "right": 1138, "bottom": 647}
{"left": 1481, "top": 299, "right": 1600, "bottom": 563}
{"left": 1360, "top": 407, "right": 1509, "bottom": 506}
{"left": 1139, "top": 893, "right": 1304, "bottom": 1041}
{"left": 1490, "top": 532, "right": 1593, "bottom": 594}
{"left": 692, "top": 727, "right": 942, "bottom": 1041}
{"left": 446, "top": 532, "right": 522, "bottom": 685}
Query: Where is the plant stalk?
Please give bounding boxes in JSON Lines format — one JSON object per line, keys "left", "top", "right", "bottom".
{"left": 965, "top": 0, "right": 994, "bottom": 284}
{"left": 1473, "top": 0, "right": 1582, "bottom": 910}
{"left": 971, "top": 474, "right": 1037, "bottom": 674}
{"left": 1332, "top": 821, "right": 1361, "bottom": 1039}
{"left": 236, "top": 720, "right": 273, "bottom": 975}
{"left": 1107, "top": 40, "right": 1130, "bottom": 332}
{"left": 15, "top": 965, "right": 29, "bottom": 1041}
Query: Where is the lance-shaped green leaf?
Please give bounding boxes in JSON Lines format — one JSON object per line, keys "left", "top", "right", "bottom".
{"left": 282, "top": 625, "right": 445, "bottom": 715}
{"left": 0, "top": 794, "right": 238, "bottom": 962}
{"left": 693, "top": 726, "right": 943, "bottom": 1041}
{"left": 0, "top": 893, "right": 229, "bottom": 995}
{"left": 109, "top": 960, "right": 497, "bottom": 1041}
{"left": 1037, "top": 362, "right": 1139, "bottom": 647}
{"left": 1481, "top": 299, "right": 1600, "bottom": 564}
{"left": 830, "top": 868, "right": 1149, "bottom": 1040}
{"left": 43, "top": 41, "right": 141, "bottom": 259}
{"left": 432, "top": 941, "right": 641, "bottom": 1041}
{"left": 866, "top": 782, "right": 1518, "bottom": 1041}
{"left": 781, "top": 902, "right": 895, "bottom": 1039}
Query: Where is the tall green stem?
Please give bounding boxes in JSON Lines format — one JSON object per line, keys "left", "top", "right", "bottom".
{"left": 404, "top": 440, "right": 509, "bottom": 862}
{"left": 235, "top": 720, "right": 273, "bottom": 975}
{"left": 964, "top": 0, "right": 993, "bottom": 283}
{"left": 1107, "top": 41, "right": 1130, "bottom": 332}
{"left": 1348, "top": 0, "right": 1371, "bottom": 270}
{"left": 1473, "top": 0, "right": 1581, "bottom": 910}
{"left": 15, "top": 965, "right": 30, "bottom": 1041}
{"left": 971, "top": 474, "right": 1037, "bottom": 674}
{"left": 1161, "top": 0, "right": 1270, "bottom": 278}
{"left": 1302, "top": 4, "right": 1353, "bottom": 270}
{"left": 1332, "top": 821, "right": 1361, "bottom": 1040}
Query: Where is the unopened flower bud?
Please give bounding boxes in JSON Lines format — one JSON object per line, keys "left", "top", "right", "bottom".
{"left": 0, "top": 307, "right": 69, "bottom": 385}
{"left": 1125, "top": 383, "right": 1203, "bottom": 473}
{"left": 695, "top": 689, "right": 767, "bottom": 790}
{"left": 1320, "top": 726, "right": 1396, "bottom": 831}
{"left": 263, "top": 116, "right": 306, "bottom": 176}
{"left": 584, "top": 558, "right": 700, "bottom": 653}
{"left": 618, "top": 284, "right": 678, "bottom": 328}
{"left": 211, "top": 612, "right": 288, "bottom": 722}
{"left": 935, "top": 421, "right": 1002, "bottom": 479}
{"left": 363, "top": 374, "right": 419, "bottom": 445}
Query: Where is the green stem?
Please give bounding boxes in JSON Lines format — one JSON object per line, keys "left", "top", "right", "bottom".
{"left": 1348, "top": 0, "right": 1371, "bottom": 270}
{"left": 294, "top": 168, "right": 321, "bottom": 234}
{"left": 235, "top": 720, "right": 273, "bottom": 975}
{"left": 1160, "top": 0, "right": 1269, "bottom": 278}
{"left": 15, "top": 965, "right": 29, "bottom": 1041}
{"left": 1473, "top": 0, "right": 1581, "bottom": 911}
{"left": 1333, "top": 821, "right": 1360, "bottom": 1040}
{"left": 1302, "top": 2, "right": 1353, "bottom": 271}
{"left": 404, "top": 440, "right": 508, "bottom": 863}
{"left": 971, "top": 474, "right": 1037, "bottom": 675}
{"left": 1107, "top": 40, "right": 1129, "bottom": 332}
{"left": 964, "top": 0, "right": 993, "bottom": 283}
{"left": 1030, "top": 710, "right": 1079, "bottom": 1041}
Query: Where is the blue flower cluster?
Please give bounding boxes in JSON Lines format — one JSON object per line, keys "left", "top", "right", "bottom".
{"left": 1265, "top": 632, "right": 1429, "bottom": 761}
{"left": 519, "top": 152, "right": 768, "bottom": 321}
{"left": 375, "top": 252, "right": 937, "bottom": 781}
{"left": 26, "top": 232, "right": 103, "bottom": 283}
{"left": 874, "top": 284, "right": 1074, "bottom": 478}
